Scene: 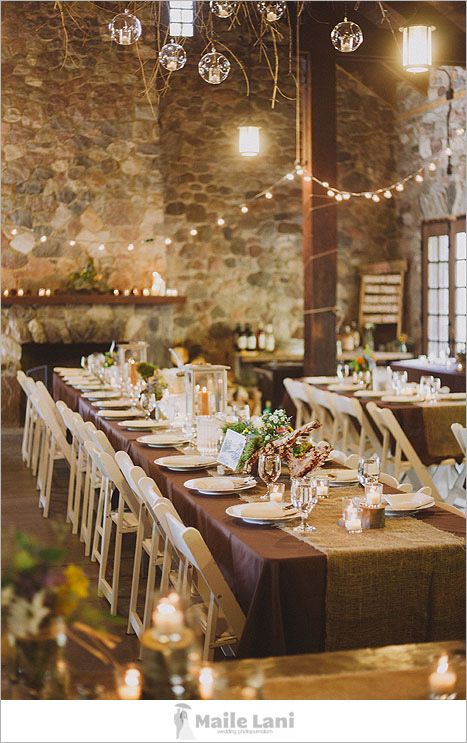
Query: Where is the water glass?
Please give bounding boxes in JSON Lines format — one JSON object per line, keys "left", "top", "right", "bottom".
{"left": 291, "top": 478, "right": 318, "bottom": 534}
{"left": 358, "top": 455, "right": 380, "bottom": 485}
{"left": 337, "top": 363, "right": 351, "bottom": 382}
{"left": 428, "top": 377, "right": 441, "bottom": 403}
{"left": 232, "top": 403, "right": 250, "bottom": 422}
{"left": 419, "top": 375, "right": 434, "bottom": 398}
{"left": 139, "top": 391, "right": 156, "bottom": 419}
{"left": 196, "top": 416, "right": 221, "bottom": 457}
{"left": 258, "top": 453, "right": 281, "bottom": 501}
{"left": 391, "top": 371, "right": 408, "bottom": 395}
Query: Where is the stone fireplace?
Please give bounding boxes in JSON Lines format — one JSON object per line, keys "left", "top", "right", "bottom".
{"left": 1, "top": 302, "right": 177, "bottom": 424}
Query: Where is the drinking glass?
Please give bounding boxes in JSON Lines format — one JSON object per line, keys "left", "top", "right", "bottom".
{"left": 139, "top": 391, "right": 156, "bottom": 419}
{"left": 419, "top": 375, "right": 434, "bottom": 398}
{"left": 428, "top": 377, "right": 441, "bottom": 403}
{"left": 196, "top": 416, "right": 221, "bottom": 457}
{"left": 337, "top": 364, "right": 350, "bottom": 382}
{"left": 232, "top": 403, "right": 250, "bottom": 422}
{"left": 358, "top": 455, "right": 380, "bottom": 485}
{"left": 391, "top": 371, "right": 408, "bottom": 395}
{"left": 258, "top": 453, "right": 281, "bottom": 501}
{"left": 290, "top": 478, "right": 318, "bottom": 534}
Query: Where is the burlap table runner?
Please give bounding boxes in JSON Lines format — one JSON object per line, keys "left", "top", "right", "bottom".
{"left": 278, "top": 492, "right": 465, "bottom": 651}
{"left": 422, "top": 402, "right": 466, "bottom": 459}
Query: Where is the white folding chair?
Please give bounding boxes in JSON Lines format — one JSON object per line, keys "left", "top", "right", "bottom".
{"left": 330, "top": 393, "right": 381, "bottom": 457}
{"left": 126, "top": 475, "right": 167, "bottom": 640}
{"left": 328, "top": 449, "right": 360, "bottom": 469}
{"left": 161, "top": 510, "right": 246, "bottom": 661}
{"left": 378, "top": 472, "right": 414, "bottom": 493}
{"left": 56, "top": 402, "right": 89, "bottom": 535}
{"left": 446, "top": 424, "right": 466, "bottom": 508}
{"left": 16, "top": 371, "right": 36, "bottom": 466}
{"left": 308, "top": 386, "right": 339, "bottom": 444}
{"left": 283, "top": 378, "right": 312, "bottom": 428}
{"left": 93, "top": 451, "right": 140, "bottom": 615}
{"left": 366, "top": 402, "right": 442, "bottom": 500}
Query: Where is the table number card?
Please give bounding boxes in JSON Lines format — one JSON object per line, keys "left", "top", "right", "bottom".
{"left": 217, "top": 429, "right": 247, "bottom": 471}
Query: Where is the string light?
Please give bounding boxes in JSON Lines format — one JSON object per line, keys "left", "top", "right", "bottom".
{"left": 395, "top": 183, "right": 404, "bottom": 192}
{"left": 327, "top": 189, "right": 335, "bottom": 197}
{"left": 217, "top": 217, "right": 225, "bottom": 226}
{"left": 98, "top": 243, "right": 105, "bottom": 251}
{"left": 415, "top": 173, "right": 424, "bottom": 183}
{"left": 69, "top": 239, "right": 76, "bottom": 246}
{"left": 383, "top": 190, "right": 392, "bottom": 199}
{"left": 335, "top": 193, "right": 343, "bottom": 202}
{"left": 11, "top": 228, "right": 17, "bottom": 235}
{"left": 164, "top": 237, "right": 172, "bottom": 246}
{"left": 39, "top": 235, "right": 47, "bottom": 243}
{"left": 445, "top": 146, "right": 453, "bottom": 157}
{"left": 127, "top": 243, "right": 135, "bottom": 251}
{"left": 286, "top": 173, "right": 294, "bottom": 181}
{"left": 240, "top": 205, "right": 249, "bottom": 213}
{"left": 364, "top": 192, "right": 372, "bottom": 199}
{"left": 322, "top": 181, "right": 329, "bottom": 188}
{"left": 342, "top": 192, "right": 351, "bottom": 200}
{"left": 295, "top": 166, "right": 304, "bottom": 175}
{"left": 372, "top": 194, "right": 380, "bottom": 202}
{"left": 428, "top": 162, "right": 437, "bottom": 172}
{"left": 303, "top": 175, "right": 312, "bottom": 183}
{"left": 190, "top": 228, "right": 198, "bottom": 236}
{"left": 265, "top": 191, "right": 273, "bottom": 199}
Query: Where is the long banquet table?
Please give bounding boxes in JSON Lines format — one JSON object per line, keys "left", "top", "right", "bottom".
{"left": 54, "top": 373, "right": 466, "bottom": 659}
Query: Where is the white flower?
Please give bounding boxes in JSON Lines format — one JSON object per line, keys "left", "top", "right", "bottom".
{"left": 8, "top": 591, "right": 50, "bottom": 639}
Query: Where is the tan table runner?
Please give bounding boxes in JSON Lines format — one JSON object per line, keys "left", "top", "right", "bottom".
{"left": 280, "top": 493, "right": 465, "bottom": 651}
{"left": 422, "top": 402, "right": 466, "bottom": 459}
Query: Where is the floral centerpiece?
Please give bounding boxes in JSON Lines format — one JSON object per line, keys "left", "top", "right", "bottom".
{"left": 103, "top": 351, "right": 116, "bottom": 368}
{"left": 348, "top": 346, "right": 375, "bottom": 374}
{"left": 223, "top": 409, "right": 331, "bottom": 477}
{"left": 137, "top": 362, "right": 168, "bottom": 401}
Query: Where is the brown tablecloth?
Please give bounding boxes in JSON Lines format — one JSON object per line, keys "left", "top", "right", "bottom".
{"left": 391, "top": 360, "right": 466, "bottom": 393}
{"left": 53, "top": 374, "right": 466, "bottom": 658}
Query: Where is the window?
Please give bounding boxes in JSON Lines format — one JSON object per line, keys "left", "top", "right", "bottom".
{"left": 169, "top": 1, "right": 194, "bottom": 37}
{"left": 422, "top": 217, "right": 466, "bottom": 356}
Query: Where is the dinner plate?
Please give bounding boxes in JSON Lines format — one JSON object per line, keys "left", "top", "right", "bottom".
{"left": 328, "top": 384, "right": 364, "bottom": 392}
{"left": 55, "top": 367, "right": 83, "bottom": 373}
{"left": 383, "top": 492, "right": 435, "bottom": 513}
{"left": 324, "top": 468, "right": 359, "bottom": 486}
{"left": 225, "top": 502, "right": 298, "bottom": 523}
{"left": 118, "top": 419, "right": 169, "bottom": 431}
{"left": 380, "top": 395, "right": 425, "bottom": 404}
{"left": 303, "top": 376, "right": 340, "bottom": 385}
{"left": 185, "top": 477, "right": 256, "bottom": 495}
{"left": 136, "top": 433, "right": 190, "bottom": 448}
{"left": 155, "top": 455, "right": 218, "bottom": 471}
{"left": 97, "top": 408, "right": 141, "bottom": 419}
{"left": 354, "top": 390, "right": 384, "bottom": 398}
{"left": 93, "top": 399, "right": 133, "bottom": 409}
{"left": 439, "top": 392, "right": 466, "bottom": 401}
{"left": 74, "top": 383, "right": 109, "bottom": 391}
{"left": 83, "top": 391, "right": 121, "bottom": 400}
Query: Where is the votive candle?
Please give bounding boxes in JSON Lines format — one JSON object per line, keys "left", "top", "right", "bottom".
{"left": 116, "top": 664, "right": 142, "bottom": 700}
{"left": 269, "top": 482, "right": 285, "bottom": 503}
{"left": 365, "top": 482, "right": 383, "bottom": 507}
{"left": 345, "top": 505, "right": 362, "bottom": 534}
{"left": 429, "top": 655, "right": 457, "bottom": 698}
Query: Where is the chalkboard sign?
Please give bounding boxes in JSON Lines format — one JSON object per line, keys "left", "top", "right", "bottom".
{"left": 358, "top": 260, "right": 407, "bottom": 337}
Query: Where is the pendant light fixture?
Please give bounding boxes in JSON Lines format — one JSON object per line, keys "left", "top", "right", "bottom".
{"left": 400, "top": 25, "right": 435, "bottom": 73}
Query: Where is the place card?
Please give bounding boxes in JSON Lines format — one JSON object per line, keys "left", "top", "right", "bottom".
{"left": 217, "top": 429, "right": 247, "bottom": 471}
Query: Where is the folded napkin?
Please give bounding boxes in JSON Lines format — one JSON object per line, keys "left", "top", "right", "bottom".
{"left": 237, "top": 502, "right": 295, "bottom": 519}
{"left": 383, "top": 492, "right": 433, "bottom": 510}
{"left": 194, "top": 477, "right": 254, "bottom": 491}
{"left": 325, "top": 469, "right": 358, "bottom": 482}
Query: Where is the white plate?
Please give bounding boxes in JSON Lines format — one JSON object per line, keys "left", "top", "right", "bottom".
{"left": 74, "top": 383, "right": 109, "bottom": 391}
{"left": 381, "top": 395, "right": 425, "bottom": 404}
{"left": 93, "top": 399, "right": 133, "bottom": 409}
{"left": 226, "top": 502, "right": 298, "bottom": 523}
{"left": 354, "top": 390, "right": 384, "bottom": 398}
{"left": 83, "top": 391, "right": 121, "bottom": 400}
{"left": 185, "top": 477, "right": 256, "bottom": 494}
{"left": 136, "top": 433, "right": 190, "bottom": 448}
{"left": 118, "top": 419, "right": 169, "bottom": 430}
{"left": 303, "top": 376, "right": 340, "bottom": 385}
{"left": 97, "top": 408, "right": 141, "bottom": 419}
{"left": 439, "top": 392, "right": 466, "bottom": 401}
{"left": 383, "top": 493, "right": 435, "bottom": 512}
{"left": 55, "top": 367, "right": 84, "bottom": 373}
{"left": 328, "top": 384, "right": 365, "bottom": 392}
{"left": 155, "top": 455, "right": 218, "bottom": 471}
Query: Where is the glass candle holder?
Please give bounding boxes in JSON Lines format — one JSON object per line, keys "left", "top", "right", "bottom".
{"left": 269, "top": 482, "right": 285, "bottom": 503}
{"left": 429, "top": 655, "right": 457, "bottom": 700}
{"left": 364, "top": 482, "right": 383, "bottom": 507}
{"left": 344, "top": 504, "right": 362, "bottom": 534}
{"left": 312, "top": 475, "right": 329, "bottom": 500}
{"left": 196, "top": 416, "right": 221, "bottom": 457}
{"left": 115, "top": 663, "right": 142, "bottom": 700}
{"left": 358, "top": 456, "right": 380, "bottom": 485}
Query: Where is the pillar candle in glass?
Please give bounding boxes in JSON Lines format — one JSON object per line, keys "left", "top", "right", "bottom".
{"left": 115, "top": 664, "right": 142, "bottom": 700}
{"left": 184, "top": 364, "right": 229, "bottom": 425}
{"left": 364, "top": 482, "right": 383, "bottom": 507}
{"left": 429, "top": 655, "right": 457, "bottom": 699}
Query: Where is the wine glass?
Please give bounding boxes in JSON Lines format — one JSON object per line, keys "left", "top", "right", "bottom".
{"left": 139, "top": 391, "right": 156, "bottom": 419}
{"left": 337, "top": 364, "right": 350, "bottom": 383}
{"left": 419, "top": 375, "right": 434, "bottom": 398}
{"left": 428, "top": 377, "right": 441, "bottom": 403}
{"left": 258, "top": 453, "right": 281, "bottom": 501}
{"left": 290, "top": 478, "right": 318, "bottom": 534}
{"left": 358, "top": 455, "right": 380, "bottom": 486}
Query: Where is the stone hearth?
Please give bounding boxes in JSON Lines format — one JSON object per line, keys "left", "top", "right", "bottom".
{"left": 1, "top": 303, "right": 175, "bottom": 424}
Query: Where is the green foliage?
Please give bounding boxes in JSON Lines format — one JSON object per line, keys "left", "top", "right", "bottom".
{"left": 63, "top": 257, "right": 110, "bottom": 294}
{"left": 137, "top": 362, "right": 158, "bottom": 380}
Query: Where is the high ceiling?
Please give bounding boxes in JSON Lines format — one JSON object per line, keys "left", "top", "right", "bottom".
{"left": 299, "top": 1, "right": 466, "bottom": 105}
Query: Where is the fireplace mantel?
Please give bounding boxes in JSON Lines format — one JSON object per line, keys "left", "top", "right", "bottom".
{"left": 2, "top": 293, "right": 185, "bottom": 307}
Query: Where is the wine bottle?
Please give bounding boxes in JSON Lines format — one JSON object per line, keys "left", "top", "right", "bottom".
{"left": 257, "top": 323, "right": 266, "bottom": 351}
{"left": 265, "top": 324, "right": 275, "bottom": 352}
{"left": 237, "top": 325, "right": 247, "bottom": 351}
{"left": 246, "top": 324, "right": 257, "bottom": 351}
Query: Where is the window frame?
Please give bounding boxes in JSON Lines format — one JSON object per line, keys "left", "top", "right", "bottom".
{"left": 421, "top": 215, "right": 466, "bottom": 355}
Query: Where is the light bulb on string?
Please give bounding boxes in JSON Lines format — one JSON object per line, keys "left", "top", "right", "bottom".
{"left": 364, "top": 192, "right": 372, "bottom": 199}
{"left": 11, "top": 228, "right": 17, "bottom": 235}
{"left": 303, "top": 175, "right": 312, "bottom": 183}
{"left": 395, "top": 183, "right": 404, "bottom": 192}
{"left": 428, "top": 162, "right": 437, "bottom": 172}
{"left": 456, "top": 127, "right": 465, "bottom": 136}
{"left": 240, "top": 205, "right": 249, "bottom": 214}
{"left": 190, "top": 228, "right": 198, "bottom": 236}
{"left": 40, "top": 235, "right": 47, "bottom": 243}
{"left": 372, "top": 194, "right": 380, "bottom": 202}
{"left": 159, "top": 40, "right": 187, "bottom": 72}
{"left": 295, "top": 165, "right": 304, "bottom": 175}
{"left": 217, "top": 217, "right": 225, "bottom": 226}
{"left": 199, "top": 46, "right": 231, "bottom": 85}
{"left": 331, "top": 17, "right": 363, "bottom": 53}
{"left": 257, "top": 2, "right": 286, "bottom": 23}
{"left": 415, "top": 173, "right": 424, "bottom": 183}
{"left": 286, "top": 173, "right": 294, "bottom": 181}
{"left": 164, "top": 237, "right": 172, "bottom": 246}
{"left": 322, "top": 181, "right": 329, "bottom": 188}
{"left": 383, "top": 190, "right": 393, "bottom": 199}
{"left": 327, "top": 189, "right": 335, "bottom": 197}
{"left": 108, "top": 9, "right": 142, "bottom": 46}
{"left": 335, "top": 193, "right": 343, "bottom": 202}
{"left": 342, "top": 192, "right": 351, "bottom": 200}
{"left": 265, "top": 191, "right": 273, "bottom": 199}
{"left": 127, "top": 243, "right": 135, "bottom": 252}
{"left": 210, "top": 1, "right": 238, "bottom": 18}
{"left": 98, "top": 243, "right": 106, "bottom": 251}
{"left": 445, "top": 146, "right": 453, "bottom": 157}
{"left": 69, "top": 239, "right": 76, "bottom": 246}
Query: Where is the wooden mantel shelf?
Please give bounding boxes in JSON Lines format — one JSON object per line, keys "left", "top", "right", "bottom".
{"left": 2, "top": 293, "right": 186, "bottom": 307}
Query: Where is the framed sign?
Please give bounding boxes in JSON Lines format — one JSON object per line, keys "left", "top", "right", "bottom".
{"left": 217, "top": 429, "right": 247, "bottom": 471}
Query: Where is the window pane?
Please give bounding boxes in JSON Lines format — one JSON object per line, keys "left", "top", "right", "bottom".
{"left": 456, "top": 287, "right": 467, "bottom": 316}
{"left": 428, "top": 263, "right": 438, "bottom": 288}
{"left": 428, "top": 236, "right": 438, "bottom": 262}
{"left": 439, "top": 234, "right": 449, "bottom": 261}
{"left": 456, "top": 258, "right": 466, "bottom": 288}
{"left": 170, "top": 21, "right": 182, "bottom": 34}
{"left": 428, "top": 288, "right": 438, "bottom": 314}
{"left": 170, "top": 8, "right": 182, "bottom": 20}
{"left": 439, "top": 288, "right": 449, "bottom": 314}
{"left": 428, "top": 315, "right": 438, "bottom": 340}
{"left": 439, "top": 262, "right": 449, "bottom": 288}
{"left": 456, "top": 314, "right": 466, "bottom": 343}
{"left": 181, "top": 9, "right": 193, "bottom": 21}
{"left": 457, "top": 231, "right": 466, "bottom": 260}
{"left": 428, "top": 341, "right": 438, "bottom": 356}
{"left": 439, "top": 315, "right": 449, "bottom": 341}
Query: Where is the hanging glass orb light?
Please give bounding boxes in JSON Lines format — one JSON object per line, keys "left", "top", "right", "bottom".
{"left": 210, "top": 1, "right": 238, "bottom": 18}
{"left": 400, "top": 25, "right": 435, "bottom": 73}
{"left": 198, "top": 47, "right": 231, "bottom": 85}
{"left": 108, "top": 8, "right": 142, "bottom": 46}
{"left": 159, "top": 40, "right": 187, "bottom": 72}
{"left": 257, "top": 2, "right": 286, "bottom": 23}
{"left": 331, "top": 17, "right": 363, "bottom": 53}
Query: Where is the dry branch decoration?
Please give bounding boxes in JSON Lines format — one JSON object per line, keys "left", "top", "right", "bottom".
{"left": 243, "top": 420, "right": 332, "bottom": 477}
{"left": 53, "top": 1, "right": 305, "bottom": 112}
